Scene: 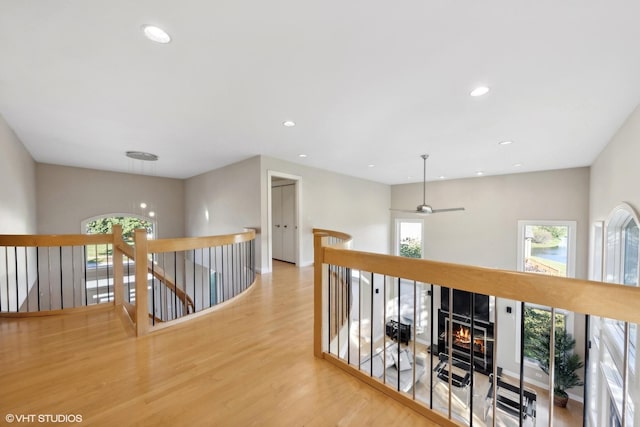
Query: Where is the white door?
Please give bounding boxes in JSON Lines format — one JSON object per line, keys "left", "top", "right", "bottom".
{"left": 281, "top": 184, "right": 296, "bottom": 263}
{"left": 271, "top": 184, "right": 296, "bottom": 263}
{"left": 271, "top": 186, "right": 284, "bottom": 260}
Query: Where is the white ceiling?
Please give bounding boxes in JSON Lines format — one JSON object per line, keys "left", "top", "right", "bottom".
{"left": 1, "top": 1, "right": 640, "bottom": 185}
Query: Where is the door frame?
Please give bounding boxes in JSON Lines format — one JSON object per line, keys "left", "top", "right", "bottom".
{"left": 267, "top": 170, "right": 302, "bottom": 273}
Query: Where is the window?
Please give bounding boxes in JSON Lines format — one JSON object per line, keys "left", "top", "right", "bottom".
{"left": 82, "top": 214, "right": 155, "bottom": 268}
{"left": 516, "top": 220, "right": 577, "bottom": 363}
{"left": 588, "top": 203, "right": 640, "bottom": 426}
{"left": 395, "top": 219, "right": 423, "bottom": 259}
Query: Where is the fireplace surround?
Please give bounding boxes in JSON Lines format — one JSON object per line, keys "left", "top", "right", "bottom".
{"left": 437, "top": 288, "right": 494, "bottom": 374}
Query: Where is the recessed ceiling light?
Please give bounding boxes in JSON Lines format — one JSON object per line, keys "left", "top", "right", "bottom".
{"left": 368, "top": 164, "right": 375, "bottom": 168}
{"left": 498, "top": 140, "right": 513, "bottom": 145}
{"left": 141, "top": 25, "right": 171, "bottom": 44}
{"left": 476, "top": 171, "right": 484, "bottom": 176}
{"left": 439, "top": 175, "right": 446, "bottom": 180}
{"left": 470, "top": 86, "right": 490, "bottom": 97}
{"left": 126, "top": 151, "right": 158, "bottom": 161}
{"left": 149, "top": 211, "right": 156, "bottom": 218}
{"left": 140, "top": 202, "right": 147, "bottom": 209}
{"left": 513, "top": 163, "right": 522, "bottom": 167}
{"left": 298, "top": 154, "right": 307, "bottom": 158}
{"left": 283, "top": 120, "right": 296, "bottom": 127}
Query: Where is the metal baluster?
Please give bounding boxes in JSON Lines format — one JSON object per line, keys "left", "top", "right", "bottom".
{"left": 622, "top": 321, "right": 629, "bottom": 427}
{"left": 470, "top": 293, "right": 475, "bottom": 426}
{"left": 448, "top": 287, "right": 454, "bottom": 419}
{"left": 327, "top": 264, "right": 332, "bottom": 354}
{"left": 492, "top": 298, "right": 499, "bottom": 427}
{"left": 429, "top": 283, "right": 434, "bottom": 409}
{"left": 548, "top": 307, "right": 556, "bottom": 427}
{"left": 221, "top": 245, "right": 225, "bottom": 302}
{"left": 106, "top": 244, "right": 111, "bottom": 302}
{"left": 37, "top": 248, "right": 41, "bottom": 311}
{"left": 397, "top": 276, "right": 401, "bottom": 391}
{"left": 412, "top": 280, "right": 417, "bottom": 401}
{"left": 520, "top": 302, "right": 526, "bottom": 427}
{"left": 14, "top": 247, "right": 19, "bottom": 312}
{"left": 83, "top": 246, "right": 88, "bottom": 306}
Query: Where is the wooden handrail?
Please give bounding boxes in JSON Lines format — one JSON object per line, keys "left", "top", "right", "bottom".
{"left": 320, "top": 246, "right": 640, "bottom": 325}
{"left": 313, "top": 228, "right": 640, "bottom": 427}
{"left": 147, "top": 230, "right": 255, "bottom": 253}
{"left": 0, "top": 229, "right": 256, "bottom": 335}
{"left": 0, "top": 233, "right": 112, "bottom": 247}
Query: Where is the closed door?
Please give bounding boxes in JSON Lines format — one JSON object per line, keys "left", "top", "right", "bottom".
{"left": 272, "top": 184, "right": 296, "bottom": 263}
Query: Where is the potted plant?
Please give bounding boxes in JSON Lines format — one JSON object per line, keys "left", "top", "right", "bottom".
{"left": 528, "top": 329, "right": 584, "bottom": 407}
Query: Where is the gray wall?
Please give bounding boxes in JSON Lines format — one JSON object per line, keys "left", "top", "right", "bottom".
{"left": 590, "top": 104, "right": 640, "bottom": 222}
{"left": 391, "top": 167, "right": 590, "bottom": 389}
{"left": 0, "top": 115, "right": 37, "bottom": 234}
{"left": 36, "top": 164, "right": 185, "bottom": 237}
{"left": 184, "top": 155, "right": 262, "bottom": 261}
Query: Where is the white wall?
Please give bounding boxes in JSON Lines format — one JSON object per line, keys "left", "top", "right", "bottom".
{"left": 36, "top": 164, "right": 185, "bottom": 237}
{"left": 0, "top": 115, "right": 37, "bottom": 311}
{"left": 0, "top": 115, "right": 37, "bottom": 234}
{"left": 391, "top": 167, "right": 590, "bottom": 386}
{"left": 260, "top": 156, "right": 391, "bottom": 271}
{"left": 589, "top": 104, "right": 640, "bottom": 424}
{"left": 184, "top": 155, "right": 262, "bottom": 262}
{"left": 590, "top": 104, "right": 640, "bottom": 222}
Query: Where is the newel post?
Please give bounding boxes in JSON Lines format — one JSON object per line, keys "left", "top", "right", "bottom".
{"left": 111, "top": 224, "right": 124, "bottom": 307}
{"left": 134, "top": 228, "right": 149, "bottom": 336}
{"left": 313, "top": 231, "right": 326, "bottom": 358}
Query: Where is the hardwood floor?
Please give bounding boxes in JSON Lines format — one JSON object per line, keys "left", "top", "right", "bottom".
{"left": 0, "top": 262, "right": 439, "bottom": 426}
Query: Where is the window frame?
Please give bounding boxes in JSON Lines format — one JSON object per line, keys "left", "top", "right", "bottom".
{"left": 515, "top": 220, "right": 577, "bottom": 364}
{"left": 393, "top": 218, "right": 424, "bottom": 259}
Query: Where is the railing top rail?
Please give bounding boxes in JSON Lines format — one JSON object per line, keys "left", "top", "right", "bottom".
{"left": 312, "top": 228, "right": 353, "bottom": 242}
{"left": 0, "top": 233, "right": 113, "bottom": 247}
{"left": 146, "top": 230, "right": 256, "bottom": 253}
{"left": 321, "top": 246, "right": 640, "bottom": 326}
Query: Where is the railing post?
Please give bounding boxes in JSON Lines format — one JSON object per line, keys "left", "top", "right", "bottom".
{"left": 134, "top": 228, "right": 149, "bottom": 336}
{"left": 112, "top": 224, "right": 124, "bottom": 307}
{"left": 314, "top": 232, "right": 324, "bottom": 358}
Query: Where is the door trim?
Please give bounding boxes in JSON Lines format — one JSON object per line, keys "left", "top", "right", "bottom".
{"left": 267, "top": 170, "right": 302, "bottom": 273}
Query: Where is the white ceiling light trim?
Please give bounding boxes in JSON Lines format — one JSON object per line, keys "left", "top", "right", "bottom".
{"left": 283, "top": 120, "right": 296, "bottom": 127}
{"left": 470, "top": 86, "right": 490, "bottom": 97}
{"left": 126, "top": 151, "right": 159, "bottom": 161}
{"left": 142, "top": 25, "right": 171, "bottom": 44}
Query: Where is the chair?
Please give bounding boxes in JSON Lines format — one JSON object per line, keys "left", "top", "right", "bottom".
{"left": 433, "top": 353, "right": 472, "bottom": 406}
{"left": 484, "top": 374, "right": 537, "bottom": 426}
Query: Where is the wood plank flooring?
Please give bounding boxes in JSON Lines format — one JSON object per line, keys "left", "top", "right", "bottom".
{"left": 0, "top": 262, "right": 439, "bottom": 426}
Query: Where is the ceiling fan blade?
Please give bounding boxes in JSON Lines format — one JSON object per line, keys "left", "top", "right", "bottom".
{"left": 390, "top": 208, "right": 424, "bottom": 214}
{"left": 431, "top": 207, "right": 465, "bottom": 213}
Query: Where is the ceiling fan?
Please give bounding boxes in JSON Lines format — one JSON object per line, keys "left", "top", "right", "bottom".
{"left": 391, "top": 154, "right": 465, "bottom": 215}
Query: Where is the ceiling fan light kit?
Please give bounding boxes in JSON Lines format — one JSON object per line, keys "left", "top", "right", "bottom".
{"left": 391, "top": 154, "right": 465, "bottom": 215}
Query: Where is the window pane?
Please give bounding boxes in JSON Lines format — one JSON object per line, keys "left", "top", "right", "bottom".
{"left": 523, "top": 306, "right": 566, "bottom": 360}
{"left": 524, "top": 225, "right": 569, "bottom": 277}
{"left": 623, "top": 219, "right": 639, "bottom": 285}
{"left": 398, "top": 221, "right": 422, "bottom": 258}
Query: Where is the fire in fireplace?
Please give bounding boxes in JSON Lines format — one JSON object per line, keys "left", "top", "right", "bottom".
{"left": 453, "top": 324, "right": 485, "bottom": 354}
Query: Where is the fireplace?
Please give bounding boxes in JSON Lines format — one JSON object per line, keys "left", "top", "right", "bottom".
{"left": 437, "top": 310, "right": 494, "bottom": 374}
{"left": 452, "top": 324, "right": 486, "bottom": 355}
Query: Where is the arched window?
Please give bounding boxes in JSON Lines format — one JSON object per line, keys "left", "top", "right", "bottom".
{"left": 588, "top": 203, "right": 640, "bottom": 426}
